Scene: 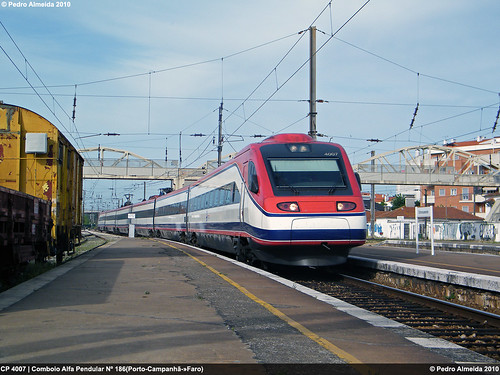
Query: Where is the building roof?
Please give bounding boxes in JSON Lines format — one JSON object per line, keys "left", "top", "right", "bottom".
{"left": 367, "top": 206, "right": 483, "bottom": 221}
{"left": 441, "top": 136, "right": 500, "bottom": 152}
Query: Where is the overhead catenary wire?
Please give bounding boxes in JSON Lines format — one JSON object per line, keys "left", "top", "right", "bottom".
{"left": 226, "top": 0, "right": 373, "bottom": 139}
{"left": 351, "top": 101, "right": 499, "bottom": 158}
{"left": 332, "top": 36, "right": 498, "bottom": 95}
{"left": 2, "top": 2, "right": 496, "bottom": 194}
{"left": 0, "top": 32, "right": 300, "bottom": 91}
{"left": 1, "top": 7, "right": 496, "bottom": 152}
{"left": 0, "top": 20, "right": 86, "bottom": 151}
{"left": 1, "top": 89, "right": 495, "bottom": 112}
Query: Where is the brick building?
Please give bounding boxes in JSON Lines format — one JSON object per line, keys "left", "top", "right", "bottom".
{"left": 421, "top": 137, "right": 500, "bottom": 219}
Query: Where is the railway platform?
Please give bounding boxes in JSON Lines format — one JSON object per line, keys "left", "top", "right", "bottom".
{"left": 348, "top": 243, "right": 500, "bottom": 293}
{"left": 0, "top": 236, "right": 495, "bottom": 370}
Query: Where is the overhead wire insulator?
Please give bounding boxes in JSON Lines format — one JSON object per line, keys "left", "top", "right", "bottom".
{"left": 409, "top": 102, "right": 419, "bottom": 129}
{"left": 493, "top": 96, "right": 500, "bottom": 133}
{"left": 72, "top": 85, "right": 77, "bottom": 121}
{"left": 410, "top": 72, "right": 420, "bottom": 130}
{"left": 493, "top": 107, "right": 499, "bottom": 133}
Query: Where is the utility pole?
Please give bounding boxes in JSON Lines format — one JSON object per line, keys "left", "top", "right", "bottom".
{"left": 179, "top": 132, "right": 182, "bottom": 167}
{"left": 217, "top": 101, "right": 223, "bottom": 167}
{"left": 308, "top": 26, "right": 317, "bottom": 140}
{"left": 370, "top": 150, "right": 376, "bottom": 238}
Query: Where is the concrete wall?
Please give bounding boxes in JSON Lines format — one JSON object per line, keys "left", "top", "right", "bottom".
{"left": 368, "top": 220, "right": 500, "bottom": 242}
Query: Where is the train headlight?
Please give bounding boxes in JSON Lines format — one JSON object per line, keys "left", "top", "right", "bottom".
{"left": 337, "top": 201, "right": 356, "bottom": 211}
{"left": 287, "top": 144, "right": 310, "bottom": 153}
{"left": 277, "top": 202, "right": 300, "bottom": 212}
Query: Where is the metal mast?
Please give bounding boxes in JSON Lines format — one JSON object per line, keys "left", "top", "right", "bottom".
{"left": 217, "top": 101, "right": 223, "bottom": 167}
{"left": 308, "top": 26, "right": 317, "bottom": 140}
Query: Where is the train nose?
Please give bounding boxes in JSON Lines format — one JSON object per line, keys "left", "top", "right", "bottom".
{"left": 291, "top": 217, "right": 350, "bottom": 242}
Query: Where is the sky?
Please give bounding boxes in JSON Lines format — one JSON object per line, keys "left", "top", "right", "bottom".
{"left": 1, "top": 0, "right": 499, "bottom": 210}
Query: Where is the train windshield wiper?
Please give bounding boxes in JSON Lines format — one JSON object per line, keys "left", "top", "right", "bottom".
{"left": 275, "top": 175, "right": 300, "bottom": 195}
{"left": 283, "top": 184, "right": 300, "bottom": 195}
{"left": 328, "top": 184, "right": 346, "bottom": 195}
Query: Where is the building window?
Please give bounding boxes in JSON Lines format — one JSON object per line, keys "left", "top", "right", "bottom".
{"left": 462, "top": 206, "right": 469, "bottom": 213}
{"left": 439, "top": 188, "right": 446, "bottom": 196}
{"left": 462, "top": 188, "right": 470, "bottom": 200}
{"left": 450, "top": 188, "right": 457, "bottom": 196}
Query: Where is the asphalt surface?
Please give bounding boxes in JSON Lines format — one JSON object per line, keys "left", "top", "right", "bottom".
{"left": 0, "top": 236, "right": 495, "bottom": 367}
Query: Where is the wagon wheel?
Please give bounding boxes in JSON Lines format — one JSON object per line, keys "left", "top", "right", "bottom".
{"left": 190, "top": 233, "right": 198, "bottom": 246}
{"left": 234, "top": 237, "right": 253, "bottom": 264}
{"left": 179, "top": 232, "right": 187, "bottom": 243}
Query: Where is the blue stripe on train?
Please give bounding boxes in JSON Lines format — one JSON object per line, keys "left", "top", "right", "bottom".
{"left": 152, "top": 222, "right": 366, "bottom": 242}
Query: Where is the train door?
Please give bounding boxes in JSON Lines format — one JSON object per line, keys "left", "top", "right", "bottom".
{"left": 185, "top": 187, "right": 191, "bottom": 235}
{"left": 240, "top": 163, "right": 248, "bottom": 226}
{"left": 152, "top": 198, "right": 157, "bottom": 235}
{"left": 239, "top": 184, "right": 245, "bottom": 226}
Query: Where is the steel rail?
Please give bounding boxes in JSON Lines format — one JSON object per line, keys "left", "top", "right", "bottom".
{"left": 340, "top": 273, "right": 500, "bottom": 329}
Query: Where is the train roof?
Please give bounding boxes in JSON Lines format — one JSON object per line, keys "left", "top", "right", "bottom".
{"left": 0, "top": 102, "right": 83, "bottom": 160}
{"left": 261, "top": 133, "right": 314, "bottom": 143}
{"left": 99, "top": 133, "right": 347, "bottom": 214}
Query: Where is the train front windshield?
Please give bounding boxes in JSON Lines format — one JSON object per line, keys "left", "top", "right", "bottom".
{"left": 266, "top": 157, "right": 352, "bottom": 196}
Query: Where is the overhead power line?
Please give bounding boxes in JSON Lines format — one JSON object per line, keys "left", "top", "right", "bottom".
{"left": 226, "top": 0, "right": 373, "bottom": 138}
{"left": 0, "top": 20, "right": 85, "bottom": 150}
{"left": 332, "top": 36, "right": 498, "bottom": 95}
{"left": 351, "top": 101, "right": 499, "bottom": 158}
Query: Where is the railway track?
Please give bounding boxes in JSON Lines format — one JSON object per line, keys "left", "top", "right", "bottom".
{"left": 291, "top": 271, "right": 500, "bottom": 362}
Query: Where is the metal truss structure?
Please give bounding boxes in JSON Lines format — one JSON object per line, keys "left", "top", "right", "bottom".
{"left": 79, "top": 144, "right": 500, "bottom": 188}
{"left": 353, "top": 144, "right": 500, "bottom": 187}
{"left": 78, "top": 147, "right": 235, "bottom": 188}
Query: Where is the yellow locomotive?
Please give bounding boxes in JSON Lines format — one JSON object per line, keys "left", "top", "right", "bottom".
{"left": 0, "top": 103, "right": 83, "bottom": 263}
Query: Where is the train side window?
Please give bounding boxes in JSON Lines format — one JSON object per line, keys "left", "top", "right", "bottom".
{"left": 212, "top": 189, "right": 218, "bottom": 207}
{"left": 218, "top": 188, "right": 224, "bottom": 206}
{"left": 232, "top": 183, "right": 241, "bottom": 203}
{"left": 248, "top": 162, "right": 259, "bottom": 194}
{"left": 210, "top": 190, "right": 217, "bottom": 208}
{"left": 58, "top": 144, "right": 64, "bottom": 165}
{"left": 204, "top": 192, "right": 210, "bottom": 209}
{"left": 224, "top": 185, "right": 232, "bottom": 205}
{"left": 214, "top": 188, "right": 220, "bottom": 207}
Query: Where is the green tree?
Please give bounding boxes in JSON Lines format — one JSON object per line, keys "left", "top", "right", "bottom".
{"left": 391, "top": 194, "right": 406, "bottom": 210}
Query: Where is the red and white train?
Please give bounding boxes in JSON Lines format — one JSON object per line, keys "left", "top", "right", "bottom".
{"left": 97, "top": 133, "right": 367, "bottom": 267}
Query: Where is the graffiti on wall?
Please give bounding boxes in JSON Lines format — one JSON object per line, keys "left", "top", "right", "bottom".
{"left": 367, "top": 223, "right": 384, "bottom": 236}
{"left": 376, "top": 221, "right": 498, "bottom": 241}
{"left": 459, "top": 222, "right": 496, "bottom": 241}
{"left": 434, "top": 223, "right": 460, "bottom": 240}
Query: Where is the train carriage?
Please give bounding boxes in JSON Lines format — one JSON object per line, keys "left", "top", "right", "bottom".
{"left": 133, "top": 199, "right": 156, "bottom": 237}
{"left": 98, "top": 205, "right": 132, "bottom": 235}
{"left": 235, "top": 134, "right": 366, "bottom": 265}
{"left": 0, "top": 186, "right": 52, "bottom": 273}
{"left": 153, "top": 190, "right": 189, "bottom": 241}
{"left": 0, "top": 103, "right": 83, "bottom": 263}
{"left": 98, "top": 133, "right": 367, "bottom": 267}
{"left": 186, "top": 165, "right": 242, "bottom": 252}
